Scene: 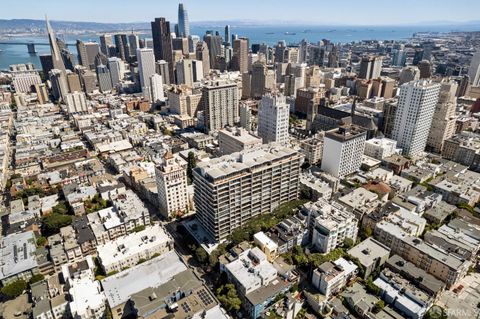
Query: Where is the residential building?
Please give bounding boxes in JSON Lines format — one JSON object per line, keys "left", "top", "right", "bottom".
{"left": 321, "top": 125, "right": 367, "bottom": 178}
{"left": 427, "top": 80, "right": 458, "bottom": 153}
{"left": 364, "top": 137, "right": 398, "bottom": 160}
{"left": 311, "top": 258, "right": 357, "bottom": 297}
{"left": 202, "top": 79, "right": 239, "bottom": 132}
{"left": 392, "top": 80, "right": 441, "bottom": 157}
{"left": 303, "top": 200, "right": 358, "bottom": 253}
{"left": 155, "top": 152, "right": 189, "bottom": 218}
{"left": 218, "top": 127, "right": 262, "bottom": 155}
{"left": 347, "top": 237, "right": 390, "bottom": 279}
{"left": 96, "top": 224, "right": 173, "bottom": 274}
{"left": 194, "top": 145, "right": 303, "bottom": 241}
{"left": 257, "top": 93, "right": 290, "bottom": 145}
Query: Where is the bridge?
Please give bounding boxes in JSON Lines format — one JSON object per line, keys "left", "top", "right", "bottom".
{"left": 0, "top": 42, "right": 74, "bottom": 53}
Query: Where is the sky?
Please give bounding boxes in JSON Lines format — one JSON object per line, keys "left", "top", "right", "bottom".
{"left": 2, "top": 0, "right": 480, "bottom": 25}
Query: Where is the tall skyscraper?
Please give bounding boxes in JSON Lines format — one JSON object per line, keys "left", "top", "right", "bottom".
{"left": 321, "top": 125, "right": 367, "bottom": 178}
{"left": 468, "top": 50, "right": 480, "bottom": 86}
{"left": 108, "top": 57, "right": 122, "bottom": 86}
{"left": 193, "top": 145, "right": 303, "bottom": 241}
{"left": 155, "top": 152, "right": 188, "bottom": 218}
{"left": 202, "top": 80, "right": 239, "bottom": 132}
{"left": 203, "top": 33, "right": 223, "bottom": 70}
{"left": 426, "top": 80, "right": 458, "bottom": 154}
{"left": 224, "top": 25, "right": 231, "bottom": 47}
{"left": 359, "top": 56, "right": 383, "bottom": 80}
{"left": 49, "top": 69, "right": 69, "bottom": 101}
{"left": 76, "top": 40, "right": 100, "bottom": 70}
{"left": 177, "top": 3, "right": 190, "bottom": 38}
{"left": 251, "top": 61, "right": 267, "bottom": 98}
{"left": 114, "top": 34, "right": 129, "bottom": 61}
{"left": 151, "top": 18, "right": 175, "bottom": 82}
{"left": 156, "top": 60, "right": 171, "bottom": 86}
{"left": 392, "top": 80, "right": 441, "bottom": 157}
{"left": 196, "top": 41, "right": 210, "bottom": 77}
{"left": 176, "top": 59, "right": 194, "bottom": 86}
{"left": 232, "top": 38, "right": 249, "bottom": 73}
{"left": 45, "top": 16, "right": 66, "bottom": 73}
{"left": 96, "top": 64, "right": 113, "bottom": 92}
{"left": 100, "top": 34, "right": 113, "bottom": 56}
{"left": 137, "top": 48, "right": 156, "bottom": 100}
{"left": 128, "top": 33, "right": 139, "bottom": 58}
{"left": 258, "top": 93, "right": 290, "bottom": 145}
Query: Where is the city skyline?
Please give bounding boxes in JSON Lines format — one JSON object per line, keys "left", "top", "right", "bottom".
{"left": 2, "top": 0, "right": 480, "bottom": 26}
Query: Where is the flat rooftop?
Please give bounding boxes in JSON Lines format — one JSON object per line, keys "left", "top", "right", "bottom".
{"left": 101, "top": 251, "right": 187, "bottom": 308}
{"left": 0, "top": 231, "right": 38, "bottom": 280}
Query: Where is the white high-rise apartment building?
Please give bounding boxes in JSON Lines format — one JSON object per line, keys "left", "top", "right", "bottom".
{"left": 150, "top": 74, "right": 165, "bottom": 102}
{"left": 392, "top": 80, "right": 441, "bottom": 157}
{"left": 321, "top": 126, "right": 367, "bottom": 178}
{"left": 155, "top": 152, "right": 188, "bottom": 218}
{"left": 194, "top": 145, "right": 303, "bottom": 241}
{"left": 257, "top": 93, "right": 290, "bottom": 145}
{"left": 136, "top": 48, "right": 156, "bottom": 100}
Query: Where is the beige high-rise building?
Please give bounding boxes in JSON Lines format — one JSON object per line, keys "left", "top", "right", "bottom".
{"left": 155, "top": 152, "right": 188, "bottom": 218}
{"left": 195, "top": 41, "right": 210, "bottom": 77}
{"left": 66, "top": 72, "right": 82, "bottom": 92}
{"left": 34, "top": 83, "right": 49, "bottom": 104}
{"left": 202, "top": 80, "right": 239, "bottom": 132}
{"left": 233, "top": 38, "right": 249, "bottom": 74}
{"left": 167, "top": 85, "right": 202, "bottom": 117}
{"left": 427, "top": 80, "right": 458, "bottom": 153}
{"left": 194, "top": 145, "right": 303, "bottom": 241}
{"left": 251, "top": 61, "right": 267, "bottom": 99}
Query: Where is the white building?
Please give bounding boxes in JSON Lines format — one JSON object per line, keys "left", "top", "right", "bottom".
{"left": 136, "top": 48, "right": 156, "bottom": 101}
{"left": 155, "top": 152, "right": 189, "bottom": 218}
{"left": 108, "top": 57, "right": 123, "bottom": 86}
{"left": 257, "top": 93, "right": 290, "bottom": 145}
{"left": 12, "top": 70, "right": 42, "bottom": 93}
{"left": 96, "top": 224, "right": 174, "bottom": 274}
{"left": 468, "top": 50, "right": 480, "bottom": 86}
{"left": 149, "top": 73, "right": 165, "bottom": 102}
{"left": 224, "top": 247, "right": 277, "bottom": 296}
{"left": 218, "top": 127, "right": 262, "bottom": 155}
{"left": 176, "top": 59, "right": 194, "bottom": 86}
{"left": 304, "top": 200, "right": 358, "bottom": 253}
{"left": 321, "top": 126, "right": 367, "bottom": 178}
{"left": 364, "top": 137, "right": 398, "bottom": 160}
{"left": 62, "top": 257, "right": 106, "bottom": 319}
{"left": 65, "top": 92, "right": 88, "bottom": 114}
{"left": 392, "top": 80, "right": 441, "bottom": 157}
{"left": 312, "top": 258, "right": 357, "bottom": 297}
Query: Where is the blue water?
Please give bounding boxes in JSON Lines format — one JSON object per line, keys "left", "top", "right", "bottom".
{"left": 1, "top": 24, "right": 479, "bottom": 70}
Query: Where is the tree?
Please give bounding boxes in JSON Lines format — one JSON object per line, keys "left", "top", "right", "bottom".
{"left": 343, "top": 238, "right": 355, "bottom": 249}
{"left": 187, "top": 151, "right": 197, "bottom": 184}
{"left": 195, "top": 246, "right": 208, "bottom": 264}
{"left": 216, "top": 284, "right": 242, "bottom": 313}
{"left": 372, "top": 300, "right": 385, "bottom": 313}
{"left": 365, "top": 277, "right": 381, "bottom": 296}
{"left": 1, "top": 280, "right": 27, "bottom": 299}
{"left": 29, "top": 274, "right": 45, "bottom": 285}
{"left": 52, "top": 202, "right": 69, "bottom": 215}
{"left": 41, "top": 213, "right": 73, "bottom": 236}
{"left": 424, "top": 306, "right": 448, "bottom": 319}
{"left": 36, "top": 236, "right": 47, "bottom": 247}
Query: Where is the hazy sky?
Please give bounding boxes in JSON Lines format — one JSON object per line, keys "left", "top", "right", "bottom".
{"left": 3, "top": 0, "right": 480, "bottom": 25}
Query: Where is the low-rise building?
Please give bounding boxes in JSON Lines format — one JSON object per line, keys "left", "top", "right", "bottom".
{"left": 0, "top": 231, "right": 39, "bottom": 285}
{"left": 311, "top": 258, "right": 357, "bottom": 297}
{"left": 347, "top": 237, "right": 390, "bottom": 279}
{"left": 303, "top": 200, "right": 358, "bottom": 253}
{"left": 218, "top": 127, "right": 262, "bottom": 155}
{"left": 96, "top": 224, "right": 173, "bottom": 274}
